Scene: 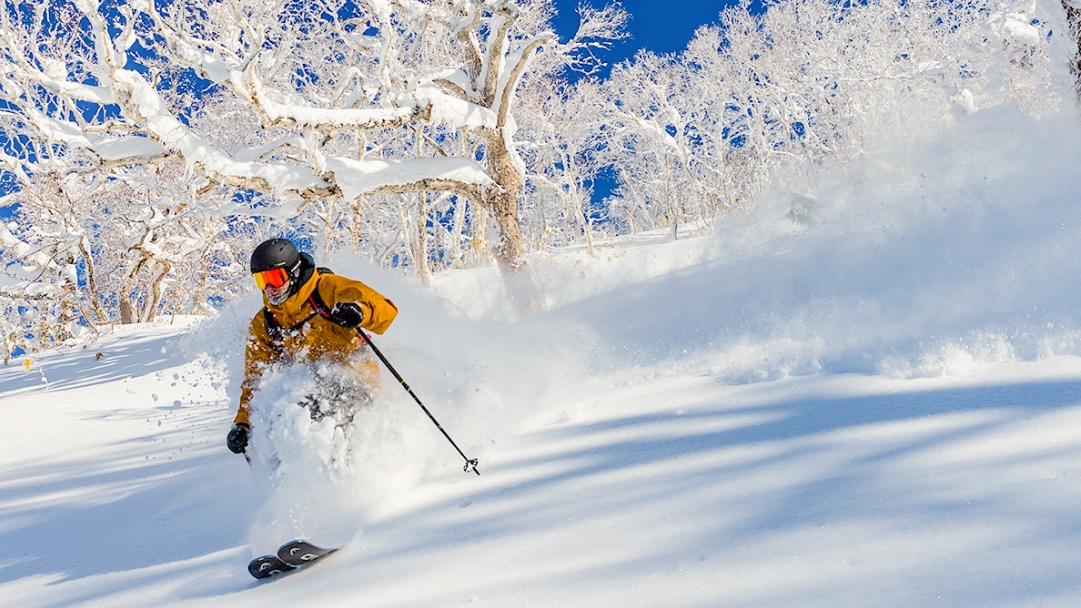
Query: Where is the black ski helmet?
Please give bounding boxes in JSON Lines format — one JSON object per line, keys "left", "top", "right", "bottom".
{"left": 250, "top": 238, "right": 301, "bottom": 276}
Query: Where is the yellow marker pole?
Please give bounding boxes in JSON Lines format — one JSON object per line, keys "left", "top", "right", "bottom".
{"left": 24, "top": 357, "right": 51, "bottom": 390}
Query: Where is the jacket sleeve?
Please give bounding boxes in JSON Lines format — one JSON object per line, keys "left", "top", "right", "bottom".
{"left": 321, "top": 275, "right": 398, "bottom": 335}
{"left": 234, "top": 313, "right": 278, "bottom": 426}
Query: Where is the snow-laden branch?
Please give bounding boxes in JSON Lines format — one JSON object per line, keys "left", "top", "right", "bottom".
{"left": 112, "top": 70, "right": 330, "bottom": 197}
{"left": 413, "top": 83, "right": 499, "bottom": 131}
{"left": 327, "top": 156, "right": 493, "bottom": 202}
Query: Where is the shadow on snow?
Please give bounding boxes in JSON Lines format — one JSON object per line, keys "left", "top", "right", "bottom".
{"left": 359, "top": 375, "right": 1081, "bottom": 604}
{"left": 0, "top": 426, "right": 252, "bottom": 587}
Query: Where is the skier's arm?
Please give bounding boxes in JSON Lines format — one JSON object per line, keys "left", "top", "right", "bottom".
{"left": 320, "top": 276, "right": 398, "bottom": 335}
{"left": 234, "top": 315, "right": 277, "bottom": 426}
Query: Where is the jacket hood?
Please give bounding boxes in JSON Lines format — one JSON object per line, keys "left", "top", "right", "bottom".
{"left": 291, "top": 252, "right": 316, "bottom": 295}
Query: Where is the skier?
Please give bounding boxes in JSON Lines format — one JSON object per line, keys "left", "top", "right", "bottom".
{"left": 226, "top": 238, "right": 398, "bottom": 456}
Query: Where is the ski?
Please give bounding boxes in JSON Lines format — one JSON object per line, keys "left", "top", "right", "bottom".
{"left": 247, "top": 540, "right": 338, "bottom": 580}
{"left": 277, "top": 539, "right": 337, "bottom": 566}
{"left": 248, "top": 554, "right": 296, "bottom": 580}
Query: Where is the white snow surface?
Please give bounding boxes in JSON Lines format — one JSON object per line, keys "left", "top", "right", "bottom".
{"left": 5, "top": 106, "right": 1081, "bottom": 607}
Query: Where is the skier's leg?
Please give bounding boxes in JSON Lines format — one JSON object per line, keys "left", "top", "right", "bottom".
{"left": 297, "top": 392, "right": 327, "bottom": 422}
{"left": 313, "top": 357, "right": 377, "bottom": 429}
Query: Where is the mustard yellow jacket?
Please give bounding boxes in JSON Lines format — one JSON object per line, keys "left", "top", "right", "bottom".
{"left": 234, "top": 269, "right": 398, "bottom": 426}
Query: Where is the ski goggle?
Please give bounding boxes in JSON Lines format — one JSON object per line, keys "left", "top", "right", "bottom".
{"left": 253, "top": 267, "right": 290, "bottom": 290}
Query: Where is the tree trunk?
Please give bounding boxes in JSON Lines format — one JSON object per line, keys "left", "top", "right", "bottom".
{"left": 119, "top": 257, "right": 147, "bottom": 324}
{"left": 483, "top": 133, "right": 544, "bottom": 313}
{"left": 77, "top": 237, "right": 109, "bottom": 325}
{"left": 415, "top": 193, "right": 432, "bottom": 287}
{"left": 119, "top": 296, "right": 137, "bottom": 324}
{"left": 1067, "top": 1, "right": 1081, "bottom": 95}
{"left": 146, "top": 262, "right": 171, "bottom": 323}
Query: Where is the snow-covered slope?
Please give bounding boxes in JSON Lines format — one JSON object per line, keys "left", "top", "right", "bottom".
{"left": 4, "top": 109, "right": 1081, "bottom": 607}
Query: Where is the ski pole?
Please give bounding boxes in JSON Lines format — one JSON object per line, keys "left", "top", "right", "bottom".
{"left": 357, "top": 329, "right": 480, "bottom": 476}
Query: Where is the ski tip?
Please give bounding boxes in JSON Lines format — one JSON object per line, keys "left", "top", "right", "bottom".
{"left": 276, "top": 539, "right": 338, "bottom": 566}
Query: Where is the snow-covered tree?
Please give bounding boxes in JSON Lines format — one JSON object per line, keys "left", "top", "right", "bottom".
{"left": 514, "top": 76, "right": 613, "bottom": 253}
{"left": 0, "top": 162, "right": 255, "bottom": 357}
{"left": 599, "top": 0, "right": 1065, "bottom": 230}
{"left": 0, "top": 0, "right": 626, "bottom": 315}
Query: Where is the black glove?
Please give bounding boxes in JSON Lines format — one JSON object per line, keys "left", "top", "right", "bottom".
{"left": 227, "top": 423, "right": 250, "bottom": 454}
{"left": 329, "top": 302, "right": 364, "bottom": 329}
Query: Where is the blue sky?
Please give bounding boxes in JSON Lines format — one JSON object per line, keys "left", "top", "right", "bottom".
{"left": 550, "top": 0, "right": 742, "bottom": 65}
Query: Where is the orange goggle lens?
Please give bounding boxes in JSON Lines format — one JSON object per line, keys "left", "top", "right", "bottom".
{"left": 253, "top": 268, "right": 290, "bottom": 290}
